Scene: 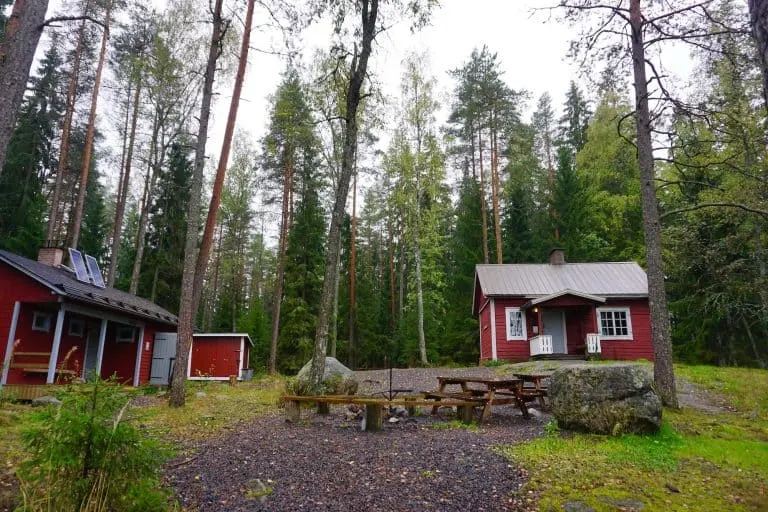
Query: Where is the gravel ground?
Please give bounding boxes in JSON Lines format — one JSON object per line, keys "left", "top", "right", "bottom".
{"left": 168, "top": 368, "right": 548, "bottom": 512}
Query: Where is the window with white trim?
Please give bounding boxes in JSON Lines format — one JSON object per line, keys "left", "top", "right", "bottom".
{"left": 32, "top": 312, "right": 52, "bottom": 332}
{"left": 116, "top": 326, "right": 135, "bottom": 343}
{"left": 68, "top": 318, "right": 85, "bottom": 337}
{"left": 505, "top": 308, "right": 526, "bottom": 340}
{"left": 597, "top": 308, "right": 633, "bottom": 339}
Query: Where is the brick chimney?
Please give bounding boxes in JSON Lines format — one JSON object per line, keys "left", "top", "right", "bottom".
{"left": 38, "top": 243, "right": 64, "bottom": 267}
{"left": 549, "top": 248, "right": 566, "bottom": 265}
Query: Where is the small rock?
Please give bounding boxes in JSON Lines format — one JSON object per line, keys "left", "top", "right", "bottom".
{"left": 393, "top": 405, "right": 408, "bottom": 417}
{"left": 563, "top": 501, "right": 596, "bottom": 512}
{"left": 665, "top": 483, "right": 680, "bottom": 493}
{"left": 31, "top": 395, "right": 61, "bottom": 407}
{"left": 528, "top": 408, "right": 541, "bottom": 418}
{"left": 195, "top": 391, "right": 207, "bottom": 399}
{"left": 344, "top": 410, "right": 359, "bottom": 422}
{"left": 388, "top": 416, "right": 400, "bottom": 423}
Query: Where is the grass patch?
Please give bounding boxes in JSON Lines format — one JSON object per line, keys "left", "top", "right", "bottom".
{"left": 432, "top": 419, "right": 479, "bottom": 432}
{"left": 676, "top": 365, "right": 768, "bottom": 419}
{"left": 499, "top": 365, "right": 768, "bottom": 511}
{"left": 134, "top": 376, "right": 284, "bottom": 441}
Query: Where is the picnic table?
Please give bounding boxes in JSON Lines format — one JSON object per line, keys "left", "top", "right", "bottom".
{"left": 426, "top": 376, "right": 530, "bottom": 421}
{"left": 513, "top": 373, "right": 550, "bottom": 409}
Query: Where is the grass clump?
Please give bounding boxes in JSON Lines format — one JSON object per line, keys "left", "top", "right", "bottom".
{"left": 16, "top": 378, "right": 171, "bottom": 512}
{"left": 284, "top": 374, "right": 358, "bottom": 396}
{"left": 432, "top": 419, "right": 479, "bottom": 432}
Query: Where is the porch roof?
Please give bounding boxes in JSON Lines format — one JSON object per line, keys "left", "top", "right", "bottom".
{"left": 523, "top": 289, "right": 606, "bottom": 309}
{"left": 0, "top": 250, "right": 177, "bottom": 326}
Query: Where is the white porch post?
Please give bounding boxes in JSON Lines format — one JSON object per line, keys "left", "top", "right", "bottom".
{"left": 132, "top": 326, "right": 145, "bottom": 387}
{"left": 46, "top": 308, "right": 66, "bottom": 384}
{"left": 95, "top": 318, "right": 108, "bottom": 379}
{"left": 490, "top": 298, "right": 498, "bottom": 361}
{"left": 1, "top": 301, "right": 21, "bottom": 386}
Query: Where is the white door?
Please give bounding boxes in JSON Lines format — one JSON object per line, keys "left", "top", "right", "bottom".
{"left": 543, "top": 310, "right": 567, "bottom": 354}
{"left": 150, "top": 332, "right": 178, "bottom": 385}
{"left": 82, "top": 326, "right": 100, "bottom": 379}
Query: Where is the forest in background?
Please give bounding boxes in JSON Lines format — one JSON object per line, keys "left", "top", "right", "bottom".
{"left": 1, "top": 0, "right": 767, "bottom": 377}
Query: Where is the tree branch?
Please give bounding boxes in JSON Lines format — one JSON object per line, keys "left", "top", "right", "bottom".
{"left": 40, "top": 15, "right": 106, "bottom": 29}
{"left": 662, "top": 202, "right": 768, "bottom": 219}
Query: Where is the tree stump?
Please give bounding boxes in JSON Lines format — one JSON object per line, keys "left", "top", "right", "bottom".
{"left": 364, "top": 404, "right": 382, "bottom": 432}
{"left": 457, "top": 405, "right": 474, "bottom": 424}
{"left": 228, "top": 375, "right": 237, "bottom": 386}
{"left": 317, "top": 401, "right": 330, "bottom": 415}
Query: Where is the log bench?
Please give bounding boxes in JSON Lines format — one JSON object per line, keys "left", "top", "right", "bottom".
{"left": 281, "top": 394, "right": 485, "bottom": 431}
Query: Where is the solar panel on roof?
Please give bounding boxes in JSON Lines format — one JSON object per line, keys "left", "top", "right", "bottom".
{"left": 68, "top": 248, "right": 89, "bottom": 283}
{"left": 85, "top": 255, "right": 105, "bottom": 288}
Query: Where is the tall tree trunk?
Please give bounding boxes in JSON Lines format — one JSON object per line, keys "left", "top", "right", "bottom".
{"left": 329, "top": 244, "right": 341, "bottom": 358}
{"left": 170, "top": 0, "right": 226, "bottom": 407}
{"left": 630, "top": 0, "right": 677, "bottom": 407}
{"left": 268, "top": 153, "right": 293, "bottom": 374}
{"left": 388, "top": 218, "right": 396, "bottom": 330}
{"left": 309, "top": 0, "right": 379, "bottom": 392}
{"left": 69, "top": 0, "right": 111, "bottom": 249}
{"left": 129, "top": 113, "right": 160, "bottom": 295}
{"left": 150, "top": 265, "right": 159, "bottom": 302}
{"left": 490, "top": 119, "right": 503, "bottom": 263}
{"left": 108, "top": 77, "right": 142, "bottom": 286}
{"left": 749, "top": 0, "right": 768, "bottom": 113}
{"left": 46, "top": 8, "right": 87, "bottom": 242}
{"left": 478, "top": 132, "right": 489, "bottom": 263}
{"left": 0, "top": 0, "right": 49, "bottom": 174}
{"left": 413, "top": 162, "right": 427, "bottom": 365}
{"left": 170, "top": 0, "right": 254, "bottom": 406}
{"left": 348, "top": 169, "right": 357, "bottom": 368}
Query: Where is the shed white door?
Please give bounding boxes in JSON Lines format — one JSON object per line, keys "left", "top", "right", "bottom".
{"left": 150, "top": 332, "right": 178, "bottom": 385}
{"left": 543, "top": 310, "right": 567, "bottom": 354}
{"left": 82, "top": 326, "right": 100, "bottom": 379}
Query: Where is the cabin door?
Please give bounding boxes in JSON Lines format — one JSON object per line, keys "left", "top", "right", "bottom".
{"left": 150, "top": 332, "right": 178, "bottom": 385}
{"left": 542, "top": 310, "right": 567, "bottom": 354}
{"left": 82, "top": 326, "right": 100, "bottom": 379}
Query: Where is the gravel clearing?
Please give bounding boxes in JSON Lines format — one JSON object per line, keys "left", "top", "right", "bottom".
{"left": 168, "top": 367, "right": 550, "bottom": 511}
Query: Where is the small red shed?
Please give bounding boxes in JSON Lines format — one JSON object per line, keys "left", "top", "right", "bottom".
{"left": 189, "top": 333, "right": 252, "bottom": 380}
{"left": 473, "top": 249, "right": 653, "bottom": 363}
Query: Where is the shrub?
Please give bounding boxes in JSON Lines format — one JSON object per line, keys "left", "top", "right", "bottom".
{"left": 284, "top": 374, "right": 359, "bottom": 396}
{"left": 17, "top": 378, "right": 171, "bottom": 511}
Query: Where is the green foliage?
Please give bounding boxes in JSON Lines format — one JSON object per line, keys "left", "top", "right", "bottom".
{"left": 285, "top": 374, "right": 358, "bottom": 396}
{"left": 17, "top": 380, "right": 170, "bottom": 512}
{"left": 543, "top": 419, "right": 560, "bottom": 437}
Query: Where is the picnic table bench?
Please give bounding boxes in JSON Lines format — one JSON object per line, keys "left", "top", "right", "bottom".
{"left": 430, "top": 376, "right": 531, "bottom": 421}
{"left": 513, "top": 373, "right": 550, "bottom": 409}
{"left": 281, "top": 393, "right": 484, "bottom": 431}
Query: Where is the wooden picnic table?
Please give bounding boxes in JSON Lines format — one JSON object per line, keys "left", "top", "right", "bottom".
{"left": 513, "top": 373, "right": 550, "bottom": 409}
{"left": 429, "top": 376, "right": 529, "bottom": 421}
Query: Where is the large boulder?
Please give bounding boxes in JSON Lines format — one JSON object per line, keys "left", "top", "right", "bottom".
{"left": 296, "top": 356, "right": 353, "bottom": 382}
{"left": 550, "top": 364, "right": 662, "bottom": 435}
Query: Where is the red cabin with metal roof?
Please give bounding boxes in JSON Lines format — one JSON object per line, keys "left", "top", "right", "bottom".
{"left": 472, "top": 249, "right": 653, "bottom": 363}
{"left": 0, "top": 247, "right": 178, "bottom": 390}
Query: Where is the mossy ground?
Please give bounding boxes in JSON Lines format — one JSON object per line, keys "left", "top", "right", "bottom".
{"left": 134, "top": 376, "right": 284, "bottom": 441}
{"left": 498, "top": 365, "right": 768, "bottom": 511}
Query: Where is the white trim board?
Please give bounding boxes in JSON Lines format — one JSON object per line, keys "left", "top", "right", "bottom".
{"left": 490, "top": 299, "right": 497, "bottom": 361}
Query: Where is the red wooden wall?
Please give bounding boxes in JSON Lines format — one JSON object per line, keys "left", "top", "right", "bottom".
{"left": 599, "top": 299, "right": 653, "bottom": 361}
{"left": 190, "top": 336, "right": 243, "bottom": 378}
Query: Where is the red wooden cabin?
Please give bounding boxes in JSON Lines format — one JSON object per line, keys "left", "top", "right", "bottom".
{"left": 473, "top": 249, "right": 653, "bottom": 363}
{"left": 0, "top": 247, "right": 177, "bottom": 388}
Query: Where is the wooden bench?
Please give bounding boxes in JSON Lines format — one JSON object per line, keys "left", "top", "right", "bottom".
{"left": 282, "top": 394, "right": 484, "bottom": 431}
{"left": 8, "top": 352, "right": 76, "bottom": 376}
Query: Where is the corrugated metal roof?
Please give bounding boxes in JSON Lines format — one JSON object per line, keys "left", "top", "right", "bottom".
{"left": 475, "top": 262, "right": 648, "bottom": 298}
{"left": 0, "top": 250, "right": 178, "bottom": 325}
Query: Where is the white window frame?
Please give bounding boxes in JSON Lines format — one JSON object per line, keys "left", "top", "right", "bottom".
{"left": 32, "top": 312, "right": 52, "bottom": 332}
{"left": 115, "top": 326, "right": 135, "bottom": 343}
{"left": 68, "top": 318, "right": 85, "bottom": 337}
{"left": 505, "top": 307, "right": 527, "bottom": 341}
{"left": 597, "top": 307, "right": 633, "bottom": 340}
